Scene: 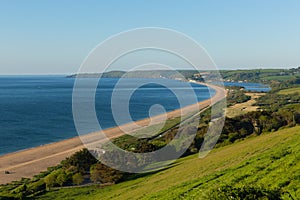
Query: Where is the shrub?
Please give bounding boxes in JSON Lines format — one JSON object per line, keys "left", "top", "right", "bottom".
{"left": 27, "top": 179, "right": 46, "bottom": 194}
{"left": 90, "top": 163, "right": 123, "bottom": 184}
{"left": 206, "top": 185, "right": 282, "bottom": 200}
{"left": 72, "top": 173, "right": 84, "bottom": 185}
{"left": 56, "top": 172, "right": 68, "bottom": 187}
{"left": 44, "top": 173, "right": 57, "bottom": 190}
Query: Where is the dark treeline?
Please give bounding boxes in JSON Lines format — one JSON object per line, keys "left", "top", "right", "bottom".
{"left": 226, "top": 86, "right": 251, "bottom": 106}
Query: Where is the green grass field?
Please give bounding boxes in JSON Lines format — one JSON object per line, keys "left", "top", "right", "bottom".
{"left": 34, "top": 126, "right": 300, "bottom": 200}
{"left": 278, "top": 87, "right": 300, "bottom": 95}
{"left": 261, "top": 75, "right": 296, "bottom": 81}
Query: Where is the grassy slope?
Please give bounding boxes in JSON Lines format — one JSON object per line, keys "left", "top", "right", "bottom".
{"left": 278, "top": 87, "right": 300, "bottom": 95}
{"left": 37, "top": 126, "right": 300, "bottom": 200}
{"left": 261, "top": 75, "right": 297, "bottom": 81}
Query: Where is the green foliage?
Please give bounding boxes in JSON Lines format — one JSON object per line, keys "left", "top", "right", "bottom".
{"left": 11, "top": 184, "right": 27, "bottom": 199}
{"left": 278, "top": 87, "right": 300, "bottom": 95}
{"left": 4, "top": 73, "right": 300, "bottom": 199}
{"left": 31, "top": 165, "right": 62, "bottom": 182}
{"left": 257, "top": 91, "right": 300, "bottom": 112}
{"left": 44, "top": 172, "right": 57, "bottom": 190}
{"left": 90, "top": 163, "right": 123, "bottom": 184}
{"left": 205, "top": 185, "right": 282, "bottom": 200}
{"left": 34, "top": 126, "right": 300, "bottom": 200}
{"left": 111, "top": 136, "right": 157, "bottom": 153}
{"left": 72, "top": 173, "right": 84, "bottom": 186}
{"left": 56, "top": 172, "right": 68, "bottom": 187}
{"left": 226, "top": 87, "right": 251, "bottom": 106}
{"left": 220, "top": 68, "right": 300, "bottom": 83}
{"left": 26, "top": 179, "right": 46, "bottom": 196}
{"left": 43, "top": 169, "right": 71, "bottom": 189}
{"left": 0, "top": 196, "right": 15, "bottom": 200}
{"left": 62, "top": 148, "right": 97, "bottom": 173}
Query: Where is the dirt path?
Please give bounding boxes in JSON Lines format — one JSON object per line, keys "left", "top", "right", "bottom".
{"left": 0, "top": 82, "right": 226, "bottom": 185}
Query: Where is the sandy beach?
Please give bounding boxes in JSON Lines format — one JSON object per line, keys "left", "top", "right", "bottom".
{"left": 0, "top": 82, "right": 226, "bottom": 185}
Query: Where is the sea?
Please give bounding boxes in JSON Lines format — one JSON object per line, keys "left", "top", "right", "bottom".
{"left": 0, "top": 76, "right": 216, "bottom": 155}
{"left": 223, "top": 82, "right": 271, "bottom": 92}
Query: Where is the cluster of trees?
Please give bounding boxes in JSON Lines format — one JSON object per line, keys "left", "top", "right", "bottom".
{"left": 42, "top": 148, "right": 98, "bottom": 189}
{"left": 224, "top": 71, "right": 262, "bottom": 82}
{"left": 257, "top": 92, "right": 300, "bottom": 112}
{"left": 218, "top": 110, "right": 299, "bottom": 144}
{"left": 43, "top": 148, "right": 124, "bottom": 189}
{"left": 43, "top": 169, "right": 84, "bottom": 188}
{"left": 69, "top": 74, "right": 300, "bottom": 167}
{"left": 154, "top": 89, "right": 300, "bottom": 155}
{"left": 90, "top": 163, "right": 123, "bottom": 184}
{"left": 226, "top": 86, "right": 251, "bottom": 106}
{"left": 0, "top": 149, "right": 125, "bottom": 199}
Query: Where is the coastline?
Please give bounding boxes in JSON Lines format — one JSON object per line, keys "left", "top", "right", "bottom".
{"left": 0, "top": 82, "right": 226, "bottom": 185}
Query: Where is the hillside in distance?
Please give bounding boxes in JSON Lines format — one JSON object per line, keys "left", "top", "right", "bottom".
{"left": 67, "top": 70, "right": 200, "bottom": 80}
{"left": 67, "top": 68, "right": 300, "bottom": 83}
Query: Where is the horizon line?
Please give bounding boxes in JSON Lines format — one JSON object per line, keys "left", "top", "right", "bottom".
{"left": 0, "top": 66, "right": 299, "bottom": 76}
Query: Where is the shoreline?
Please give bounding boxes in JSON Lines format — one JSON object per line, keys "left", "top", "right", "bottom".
{"left": 0, "top": 82, "right": 226, "bottom": 185}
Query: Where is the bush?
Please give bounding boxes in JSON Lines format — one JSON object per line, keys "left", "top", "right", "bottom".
{"left": 43, "top": 169, "right": 74, "bottom": 190}
{"left": 44, "top": 172, "right": 57, "bottom": 190}
{"left": 206, "top": 185, "right": 283, "bottom": 200}
{"left": 56, "top": 172, "right": 68, "bottom": 187}
{"left": 27, "top": 179, "right": 46, "bottom": 194}
{"left": 72, "top": 173, "right": 84, "bottom": 185}
{"left": 90, "top": 163, "right": 123, "bottom": 184}
{"left": 0, "top": 196, "right": 15, "bottom": 200}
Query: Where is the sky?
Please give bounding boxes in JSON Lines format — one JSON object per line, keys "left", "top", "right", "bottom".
{"left": 0, "top": 0, "right": 300, "bottom": 74}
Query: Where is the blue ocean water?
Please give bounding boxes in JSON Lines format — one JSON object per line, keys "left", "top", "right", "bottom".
{"left": 223, "top": 82, "right": 271, "bottom": 92}
{"left": 0, "top": 76, "right": 214, "bottom": 155}
{"left": 212, "top": 81, "right": 270, "bottom": 92}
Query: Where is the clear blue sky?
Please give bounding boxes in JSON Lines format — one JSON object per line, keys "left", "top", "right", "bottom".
{"left": 0, "top": 0, "right": 300, "bottom": 74}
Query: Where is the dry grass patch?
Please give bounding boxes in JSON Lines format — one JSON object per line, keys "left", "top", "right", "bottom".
{"left": 226, "top": 93, "right": 265, "bottom": 118}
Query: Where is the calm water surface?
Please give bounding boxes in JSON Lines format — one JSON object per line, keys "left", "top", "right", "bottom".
{"left": 0, "top": 76, "right": 215, "bottom": 155}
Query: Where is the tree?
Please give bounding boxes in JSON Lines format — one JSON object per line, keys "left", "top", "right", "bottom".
{"left": 56, "top": 171, "right": 68, "bottom": 187}
{"left": 90, "top": 166, "right": 102, "bottom": 183}
{"left": 12, "top": 184, "right": 27, "bottom": 200}
{"left": 72, "top": 173, "right": 84, "bottom": 185}
{"left": 27, "top": 179, "right": 46, "bottom": 194}
{"left": 62, "top": 148, "right": 97, "bottom": 173}
{"left": 90, "top": 163, "right": 123, "bottom": 184}
{"left": 44, "top": 173, "right": 57, "bottom": 190}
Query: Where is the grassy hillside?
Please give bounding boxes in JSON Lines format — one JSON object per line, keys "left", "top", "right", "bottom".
{"left": 36, "top": 126, "right": 300, "bottom": 200}
{"left": 278, "top": 87, "right": 300, "bottom": 95}
{"left": 220, "top": 68, "right": 299, "bottom": 82}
